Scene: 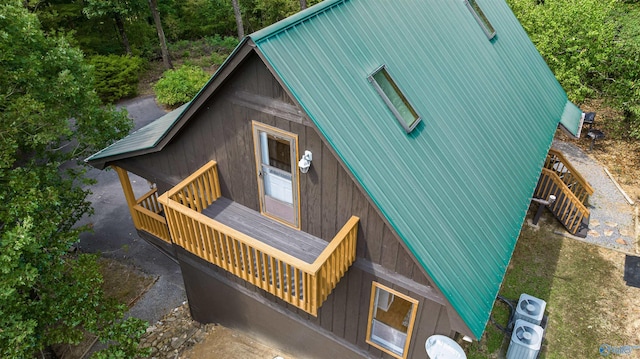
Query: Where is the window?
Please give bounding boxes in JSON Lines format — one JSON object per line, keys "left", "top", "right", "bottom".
{"left": 366, "top": 282, "right": 419, "bottom": 359}
{"left": 252, "top": 122, "right": 300, "bottom": 228}
{"left": 369, "top": 66, "right": 421, "bottom": 133}
{"left": 465, "top": 0, "right": 496, "bottom": 40}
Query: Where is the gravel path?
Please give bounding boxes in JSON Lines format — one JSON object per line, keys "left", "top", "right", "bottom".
{"left": 552, "top": 140, "right": 638, "bottom": 253}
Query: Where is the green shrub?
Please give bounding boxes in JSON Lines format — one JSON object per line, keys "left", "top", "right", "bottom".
{"left": 153, "top": 65, "right": 210, "bottom": 107}
{"left": 205, "top": 34, "right": 239, "bottom": 53}
{"left": 89, "top": 55, "right": 145, "bottom": 103}
{"left": 508, "top": 0, "right": 640, "bottom": 139}
{"left": 210, "top": 52, "right": 227, "bottom": 66}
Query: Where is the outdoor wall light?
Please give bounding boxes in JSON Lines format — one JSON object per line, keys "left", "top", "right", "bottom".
{"left": 298, "top": 150, "right": 312, "bottom": 173}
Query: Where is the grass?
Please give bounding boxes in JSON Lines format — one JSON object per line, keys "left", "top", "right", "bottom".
{"left": 464, "top": 208, "right": 631, "bottom": 358}
{"left": 99, "top": 257, "right": 157, "bottom": 306}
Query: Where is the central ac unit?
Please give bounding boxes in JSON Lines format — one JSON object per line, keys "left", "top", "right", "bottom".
{"left": 514, "top": 293, "right": 546, "bottom": 326}
{"left": 506, "top": 319, "right": 544, "bottom": 359}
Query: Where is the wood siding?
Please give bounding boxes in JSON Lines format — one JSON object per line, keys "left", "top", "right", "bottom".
{"left": 178, "top": 246, "right": 454, "bottom": 359}
{"left": 114, "top": 49, "right": 473, "bottom": 354}
{"left": 118, "top": 52, "right": 433, "bottom": 281}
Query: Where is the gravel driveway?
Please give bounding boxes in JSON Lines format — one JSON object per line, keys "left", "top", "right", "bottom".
{"left": 552, "top": 140, "right": 638, "bottom": 253}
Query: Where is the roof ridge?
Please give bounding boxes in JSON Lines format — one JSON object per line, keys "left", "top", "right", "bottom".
{"left": 250, "top": 0, "right": 347, "bottom": 42}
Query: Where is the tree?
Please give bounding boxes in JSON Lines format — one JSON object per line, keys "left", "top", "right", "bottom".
{"left": 0, "top": 2, "right": 148, "bottom": 357}
{"left": 83, "top": 0, "right": 172, "bottom": 68}
{"left": 507, "top": 0, "right": 640, "bottom": 138}
{"left": 83, "top": 0, "right": 147, "bottom": 55}
{"left": 148, "top": 0, "right": 173, "bottom": 68}
{"left": 232, "top": 0, "right": 245, "bottom": 40}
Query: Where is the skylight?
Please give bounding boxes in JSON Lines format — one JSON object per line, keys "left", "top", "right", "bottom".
{"left": 369, "top": 66, "right": 421, "bottom": 133}
{"left": 465, "top": 0, "right": 496, "bottom": 40}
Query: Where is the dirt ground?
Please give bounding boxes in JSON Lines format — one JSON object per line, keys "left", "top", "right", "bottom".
{"left": 560, "top": 99, "right": 640, "bottom": 202}
{"left": 180, "top": 326, "right": 294, "bottom": 359}
{"left": 597, "top": 247, "right": 640, "bottom": 343}
{"left": 137, "top": 302, "right": 296, "bottom": 359}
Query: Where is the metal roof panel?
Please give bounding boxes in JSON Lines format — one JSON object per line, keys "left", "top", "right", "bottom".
{"left": 251, "top": 0, "right": 573, "bottom": 338}
{"left": 85, "top": 103, "right": 188, "bottom": 165}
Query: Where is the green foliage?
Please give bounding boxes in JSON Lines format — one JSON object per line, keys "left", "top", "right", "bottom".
{"left": 168, "top": 35, "right": 239, "bottom": 60}
{"left": 507, "top": 0, "right": 640, "bottom": 138}
{"left": 89, "top": 55, "right": 145, "bottom": 103}
{"left": 211, "top": 52, "right": 227, "bottom": 66}
{"left": 507, "top": 0, "right": 614, "bottom": 101}
{"left": 0, "top": 2, "right": 146, "bottom": 357}
{"left": 154, "top": 65, "right": 210, "bottom": 107}
{"left": 163, "top": 0, "right": 237, "bottom": 40}
{"left": 83, "top": 0, "right": 147, "bottom": 19}
{"left": 33, "top": 0, "right": 317, "bottom": 59}
{"left": 243, "top": 0, "right": 298, "bottom": 32}
{"left": 206, "top": 34, "right": 240, "bottom": 53}
{"left": 34, "top": 0, "right": 156, "bottom": 57}
{"left": 613, "top": 3, "right": 640, "bottom": 138}
{"left": 161, "top": 0, "right": 322, "bottom": 41}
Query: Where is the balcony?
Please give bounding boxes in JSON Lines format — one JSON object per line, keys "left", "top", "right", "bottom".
{"left": 157, "top": 161, "right": 359, "bottom": 316}
{"left": 133, "top": 187, "right": 171, "bottom": 242}
{"left": 113, "top": 167, "right": 171, "bottom": 243}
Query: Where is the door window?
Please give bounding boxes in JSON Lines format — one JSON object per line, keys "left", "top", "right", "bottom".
{"left": 253, "top": 122, "right": 300, "bottom": 228}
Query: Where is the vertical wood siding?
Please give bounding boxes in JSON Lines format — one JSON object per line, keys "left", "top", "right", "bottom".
{"left": 115, "top": 52, "right": 462, "bottom": 355}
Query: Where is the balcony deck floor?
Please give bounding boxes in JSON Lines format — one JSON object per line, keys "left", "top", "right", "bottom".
{"left": 201, "top": 197, "right": 328, "bottom": 264}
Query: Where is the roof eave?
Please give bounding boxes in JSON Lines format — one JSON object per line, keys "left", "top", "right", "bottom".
{"left": 84, "top": 39, "right": 256, "bottom": 168}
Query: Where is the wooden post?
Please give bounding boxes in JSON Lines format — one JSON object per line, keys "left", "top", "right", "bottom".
{"left": 113, "top": 166, "right": 140, "bottom": 229}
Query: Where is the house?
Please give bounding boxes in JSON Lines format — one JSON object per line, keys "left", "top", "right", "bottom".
{"left": 86, "top": 0, "right": 586, "bottom": 358}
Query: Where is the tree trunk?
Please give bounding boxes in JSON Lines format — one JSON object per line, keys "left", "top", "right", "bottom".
{"left": 114, "top": 14, "right": 131, "bottom": 55}
{"left": 147, "top": 0, "right": 172, "bottom": 69}
{"left": 300, "top": 0, "right": 307, "bottom": 10}
{"left": 231, "top": 0, "right": 244, "bottom": 40}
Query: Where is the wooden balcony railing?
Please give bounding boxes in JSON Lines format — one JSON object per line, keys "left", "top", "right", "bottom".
{"left": 166, "top": 160, "right": 222, "bottom": 212}
{"left": 543, "top": 149, "right": 594, "bottom": 204}
{"left": 133, "top": 188, "right": 171, "bottom": 243}
{"left": 158, "top": 160, "right": 358, "bottom": 316}
{"left": 535, "top": 168, "right": 589, "bottom": 235}
{"left": 113, "top": 166, "right": 171, "bottom": 243}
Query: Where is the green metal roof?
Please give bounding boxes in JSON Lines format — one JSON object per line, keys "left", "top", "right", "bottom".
{"left": 251, "top": 0, "right": 579, "bottom": 338}
{"left": 85, "top": 103, "right": 188, "bottom": 168}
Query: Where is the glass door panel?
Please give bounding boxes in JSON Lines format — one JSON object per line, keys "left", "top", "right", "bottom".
{"left": 253, "top": 122, "right": 299, "bottom": 227}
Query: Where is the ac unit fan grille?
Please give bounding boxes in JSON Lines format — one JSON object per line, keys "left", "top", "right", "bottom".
{"left": 519, "top": 299, "right": 542, "bottom": 316}
{"left": 515, "top": 326, "right": 540, "bottom": 345}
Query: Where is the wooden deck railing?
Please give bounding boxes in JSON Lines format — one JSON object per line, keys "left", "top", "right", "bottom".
{"left": 543, "top": 149, "right": 594, "bottom": 204}
{"left": 535, "top": 168, "right": 589, "bottom": 234}
{"left": 133, "top": 188, "right": 171, "bottom": 243}
{"left": 158, "top": 160, "right": 358, "bottom": 316}
{"left": 166, "top": 160, "right": 221, "bottom": 212}
{"left": 113, "top": 166, "right": 171, "bottom": 243}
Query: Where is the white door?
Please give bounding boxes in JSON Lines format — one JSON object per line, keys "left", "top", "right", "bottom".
{"left": 253, "top": 123, "right": 299, "bottom": 227}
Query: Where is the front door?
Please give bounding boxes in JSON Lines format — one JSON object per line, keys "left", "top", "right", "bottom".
{"left": 252, "top": 122, "right": 299, "bottom": 228}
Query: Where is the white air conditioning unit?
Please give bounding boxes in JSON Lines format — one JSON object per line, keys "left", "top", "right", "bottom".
{"left": 514, "top": 293, "right": 546, "bottom": 326}
{"left": 506, "top": 319, "right": 544, "bottom": 359}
